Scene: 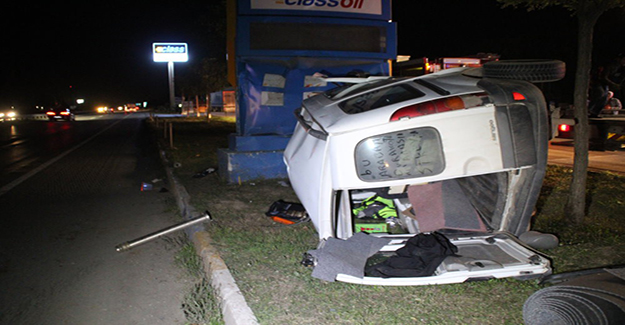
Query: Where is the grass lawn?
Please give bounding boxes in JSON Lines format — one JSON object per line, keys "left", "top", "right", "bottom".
{"left": 154, "top": 116, "right": 625, "bottom": 324}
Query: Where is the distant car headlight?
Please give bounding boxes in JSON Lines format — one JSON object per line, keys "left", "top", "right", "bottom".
{"left": 7, "top": 111, "right": 16, "bottom": 118}
{"left": 0, "top": 113, "right": 4, "bottom": 118}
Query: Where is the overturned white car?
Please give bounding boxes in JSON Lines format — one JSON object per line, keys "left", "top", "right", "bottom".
{"left": 284, "top": 60, "right": 565, "bottom": 285}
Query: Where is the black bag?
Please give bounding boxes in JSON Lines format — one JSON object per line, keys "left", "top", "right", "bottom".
{"left": 265, "top": 200, "right": 307, "bottom": 221}
{"left": 366, "top": 232, "right": 458, "bottom": 278}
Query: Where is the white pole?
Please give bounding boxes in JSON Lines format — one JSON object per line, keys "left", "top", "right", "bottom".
{"left": 168, "top": 61, "right": 175, "bottom": 110}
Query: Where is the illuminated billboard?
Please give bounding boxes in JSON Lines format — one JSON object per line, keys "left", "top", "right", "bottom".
{"left": 250, "top": 0, "right": 382, "bottom": 15}
{"left": 153, "top": 43, "right": 189, "bottom": 62}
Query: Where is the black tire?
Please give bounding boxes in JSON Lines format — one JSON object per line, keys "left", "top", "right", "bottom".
{"left": 483, "top": 60, "right": 565, "bottom": 83}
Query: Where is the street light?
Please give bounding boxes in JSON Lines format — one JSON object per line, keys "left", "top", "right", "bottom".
{"left": 153, "top": 43, "right": 188, "bottom": 110}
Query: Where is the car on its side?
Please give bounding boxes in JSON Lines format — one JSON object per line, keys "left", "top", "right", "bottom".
{"left": 284, "top": 60, "right": 565, "bottom": 286}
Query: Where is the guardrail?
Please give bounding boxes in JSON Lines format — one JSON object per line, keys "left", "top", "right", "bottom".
{"left": 14, "top": 114, "right": 48, "bottom": 121}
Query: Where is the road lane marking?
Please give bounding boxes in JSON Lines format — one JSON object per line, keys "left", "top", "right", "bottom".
{"left": 0, "top": 117, "right": 127, "bottom": 197}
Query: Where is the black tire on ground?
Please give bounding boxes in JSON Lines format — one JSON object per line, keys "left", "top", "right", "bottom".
{"left": 483, "top": 60, "right": 565, "bottom": 83}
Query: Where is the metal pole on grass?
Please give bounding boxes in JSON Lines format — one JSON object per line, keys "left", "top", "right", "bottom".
{"left": 115, "top": 212, "right": 212, "bottom": 252}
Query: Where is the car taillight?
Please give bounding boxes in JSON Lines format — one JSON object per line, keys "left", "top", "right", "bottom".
{"left": 46, "top": 111, "right": 56, "bottom": 116}
{"left": 60, "top": 111, "right": 70, "bottom": 116}
{"left": 390, "top": 93, "right": 490, "bottom": 121}
{"left": 513, "top": 92, "right": 526, "bottom": 100}
{"left": 558, "top": 124, "right": 571, "bottom": 132}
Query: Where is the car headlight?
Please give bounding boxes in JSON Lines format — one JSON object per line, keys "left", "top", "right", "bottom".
{"left": 354, "top": 127, "right": 445, "bottom": 181}
{"left": 7, "top": 112, "right": 16, "bottom": 118}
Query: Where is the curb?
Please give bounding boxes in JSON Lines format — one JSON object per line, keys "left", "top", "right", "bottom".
{"left": 158, "top": 147, "right": 259, "bottom": 325}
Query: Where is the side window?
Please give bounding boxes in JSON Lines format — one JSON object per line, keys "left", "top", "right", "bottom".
{"left": 340, "top": 84, "right": 424, "bottom": 114}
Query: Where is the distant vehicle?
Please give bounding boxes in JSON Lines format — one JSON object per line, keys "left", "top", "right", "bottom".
{"left": 0, "top": 109, "right": 17, "bottom": 122}
{"left": 124, "top": 104, "right": 139, "bottom": 112}
{"left": 210, "top": 88, "right": 236, "bottom": 113}
{"left": 46, "top": 106, "right": 75, "bottom": 121}
{"left": 393, "top": 53, "right": 500, "bottom": 77}
{"left": 552, "top": 92, "right": 625, "bottom": 151}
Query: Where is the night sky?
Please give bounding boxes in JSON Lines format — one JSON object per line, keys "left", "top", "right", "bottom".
{"left": 1, "top": 1, "right": 222, "bottom": 110}
{"left": 1, "top": 1, "right": 623, "bottom": 110}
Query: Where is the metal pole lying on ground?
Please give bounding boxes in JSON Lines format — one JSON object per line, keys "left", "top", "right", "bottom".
{"left": 115, "top": 212, "right": 212, "bottom": 252}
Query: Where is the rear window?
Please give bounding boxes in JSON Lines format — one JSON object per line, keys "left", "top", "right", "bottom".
{"left": 339, "top": 84, "right": 425, "bottom": 114}
{"left": 325, "top": 78, "right": 401, "bottom": 100}
{"left": 355, "top": 127, "right": 444, "bottom": 181}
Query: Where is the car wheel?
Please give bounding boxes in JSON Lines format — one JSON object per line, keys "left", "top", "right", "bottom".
{"left": 482, "top": 60, "right": 565, "bottom": 83}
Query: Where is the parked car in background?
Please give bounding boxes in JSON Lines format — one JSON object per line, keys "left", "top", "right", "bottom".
{"left": 552, "top": 91, "right": 625, "bottom": 151}
{"left": 284, "top": 60, "right": 565, "bottom": 285}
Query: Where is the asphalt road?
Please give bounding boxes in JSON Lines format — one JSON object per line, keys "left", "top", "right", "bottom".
{"left": 0, "top": 113, "right": 190, "bottom": 324}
